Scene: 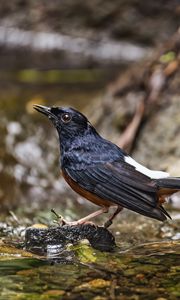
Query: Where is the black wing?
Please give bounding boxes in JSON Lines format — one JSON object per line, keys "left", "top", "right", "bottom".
{"left": 65, "top": 161, "right": 168, "bottom": 221}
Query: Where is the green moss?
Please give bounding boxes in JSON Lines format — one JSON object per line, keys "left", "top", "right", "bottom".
{"left": 160, "top": 51, "right": 176, "bottom": 63}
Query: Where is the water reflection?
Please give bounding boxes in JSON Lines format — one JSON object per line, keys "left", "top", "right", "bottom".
{"left": 0, "top": 240, "right": 179, "bottom": 300}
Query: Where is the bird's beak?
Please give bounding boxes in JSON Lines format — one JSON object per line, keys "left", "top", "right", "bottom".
{"left": 33, "top": 104, "right": 51, "bottom": 116}
{"left": 33, "top": 104, "right": 59, "bottom": 128}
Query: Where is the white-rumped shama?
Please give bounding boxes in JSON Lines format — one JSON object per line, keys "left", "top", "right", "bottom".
{"left": 33, "top": 105, "right": 180, "bottom": 227}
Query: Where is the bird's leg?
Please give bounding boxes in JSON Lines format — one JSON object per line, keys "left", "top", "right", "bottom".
{"left": 56, "top": 206, "right": 109, "bottom": 226}
{"left": 72, "top": 206, "right": 109, "bottom": 225}
{"left": 104, "top": 206, "right": 123, "bottom": 228}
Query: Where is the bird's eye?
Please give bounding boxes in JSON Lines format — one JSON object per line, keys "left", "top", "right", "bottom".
{"left": 61, "top": 113, "right": 72, "bottom": 123}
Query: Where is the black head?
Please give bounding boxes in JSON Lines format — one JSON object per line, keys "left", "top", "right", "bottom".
{"left": 33, "top": 105, "right": 92, "bottom": 138}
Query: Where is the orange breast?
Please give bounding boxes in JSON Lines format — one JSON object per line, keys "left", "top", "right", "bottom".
{"left": 62, "top": 169, "right": 113, "bottom": 208}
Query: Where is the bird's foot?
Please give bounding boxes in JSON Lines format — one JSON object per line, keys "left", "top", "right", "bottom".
{"left": 60, "top": 219, "right": 96, "bottom": 227}
{"left": 103, "top": 220, "right": 113, "bottom": 228}
{"left": 51, "top": 209, "right": 96, "bottom": 227}
{"left": 103, "top": 205, "right": 123, "bottom": 228}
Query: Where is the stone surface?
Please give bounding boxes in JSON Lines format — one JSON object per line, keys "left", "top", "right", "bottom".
{"left": 25, "top": 224, "right": 116, "bottom": 254}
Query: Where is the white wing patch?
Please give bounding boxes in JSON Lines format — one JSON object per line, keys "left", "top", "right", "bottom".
{"left": 125, "top": 156, "right": 169, "bottom": 179}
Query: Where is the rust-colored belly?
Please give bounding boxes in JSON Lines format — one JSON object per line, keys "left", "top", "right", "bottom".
{"left": 62, "top": 169, "right": 113, "bottom": 208}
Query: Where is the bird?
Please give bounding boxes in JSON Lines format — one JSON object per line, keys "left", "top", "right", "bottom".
{"left": 33, "top": 105, "right": 180, "bottom": 228}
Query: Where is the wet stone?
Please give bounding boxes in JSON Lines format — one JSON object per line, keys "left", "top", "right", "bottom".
{"left": 25, "top": 224, "right": 116, "bottom": 255}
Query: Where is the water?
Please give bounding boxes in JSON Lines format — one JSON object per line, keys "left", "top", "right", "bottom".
{"left": 0, "top": 240, "right": 179, "bottom": 300}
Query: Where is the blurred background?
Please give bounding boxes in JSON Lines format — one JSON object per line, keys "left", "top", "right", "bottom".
{"left": 0, "top": 0, "right": 180, "bottom": 225}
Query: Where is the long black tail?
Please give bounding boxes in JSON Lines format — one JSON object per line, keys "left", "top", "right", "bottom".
{"left": 153, "top": 177, "right": 180, "bottom": 221}
{"left": 155, "top": 177, "right": 180, "bottom": 190}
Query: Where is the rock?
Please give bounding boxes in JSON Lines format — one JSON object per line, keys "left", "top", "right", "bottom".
{"left": 25, "top": 224, "right": 116, "bottom": 255}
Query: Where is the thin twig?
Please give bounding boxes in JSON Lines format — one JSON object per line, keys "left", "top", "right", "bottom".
{"left": 117, "top": 100, "right": 145, "bottom": 152}
{"left": 9, "top": 210, "right": 21, "bottom": 225}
